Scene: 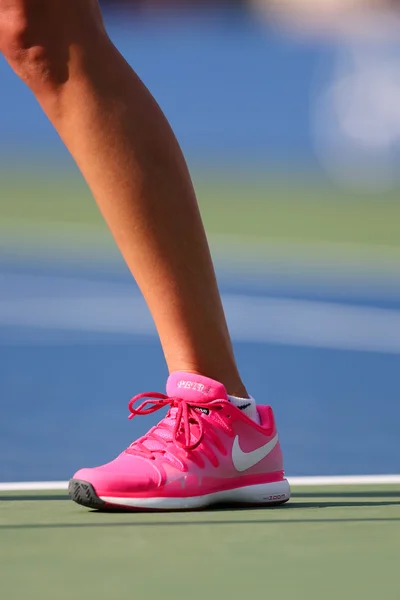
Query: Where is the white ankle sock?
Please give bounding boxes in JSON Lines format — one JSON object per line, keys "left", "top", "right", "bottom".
{"left": 228, "top": 395, "right": 261, "bottom": 425}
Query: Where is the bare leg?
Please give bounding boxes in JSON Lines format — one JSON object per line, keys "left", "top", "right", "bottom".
{"left": 0, "top": 0, "right": 247, "bottom": 396}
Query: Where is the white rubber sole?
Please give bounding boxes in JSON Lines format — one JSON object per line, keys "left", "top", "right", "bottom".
{"left": 100, "top": 479, "right": 290, "bottom": 510}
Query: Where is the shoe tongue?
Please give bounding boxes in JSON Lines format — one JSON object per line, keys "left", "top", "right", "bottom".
{"left": 167, "top": 372, "right": 228, "bottom": 403}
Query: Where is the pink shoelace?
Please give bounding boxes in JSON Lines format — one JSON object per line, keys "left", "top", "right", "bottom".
{"left": 127, "top": 392, "right": 232, "bottom": 468}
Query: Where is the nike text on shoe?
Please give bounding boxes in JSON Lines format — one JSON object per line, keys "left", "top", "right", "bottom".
{"left": 69, "top": 372, "right": 290, "bottom": 511}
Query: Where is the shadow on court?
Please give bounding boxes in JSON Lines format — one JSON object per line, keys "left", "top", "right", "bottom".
{"left": 1, "top": 516, "right": 400, "bottom": 531}
{"left": 0, "top": 494, "right": 68, "bottom": 501}
{"left": 1, "top": 492, "right": 400, "bottom": 509}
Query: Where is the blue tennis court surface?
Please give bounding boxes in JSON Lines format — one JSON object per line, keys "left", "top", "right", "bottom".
{"left": 1, "top": 257, "right": 399, "bottom": 482}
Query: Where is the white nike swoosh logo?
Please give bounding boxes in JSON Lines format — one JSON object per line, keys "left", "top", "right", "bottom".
{"left": 232, "top": 434, "right": 279, "bottom": 472}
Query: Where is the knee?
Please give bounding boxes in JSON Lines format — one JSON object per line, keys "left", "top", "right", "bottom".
{"left": 0, "top": 1, "right": 103, "bottom": 93}
{"left": 0, "top": 3, "right": 65, "bottom": 91}
{"left": 0, "top": 5, "right": 29, "bottom": 58}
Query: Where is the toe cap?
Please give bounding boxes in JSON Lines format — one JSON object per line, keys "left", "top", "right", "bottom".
{"left": 72, "top": 453, "right": 163, "bottom": 496}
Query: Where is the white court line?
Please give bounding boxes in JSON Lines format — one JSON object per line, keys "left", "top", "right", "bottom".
{"left": 0, "top": 475, "right": 399, "bottom": 492}
{"left": 0, "top": 482, "right": 69, "bottom": 492}
{"left": 2, "top": 278, "right": 400, "bottom": 352}
{"left": 288, "top": 475, "right": 400, "bottom": 486}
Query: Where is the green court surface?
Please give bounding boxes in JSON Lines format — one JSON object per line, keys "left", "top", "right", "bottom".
{"left": 3, "top": 173, "right": 400, "bottom": 284}
{"left": 2, "top": 173, "right": 400, "bottom": 250}
{"left": 1, "top": 485, "right": 399, "bottom": 600}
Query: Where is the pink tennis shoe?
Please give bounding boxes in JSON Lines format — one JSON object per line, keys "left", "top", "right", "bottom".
{"left": 69, "top": 372, "right": 290, "bottom": 510}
